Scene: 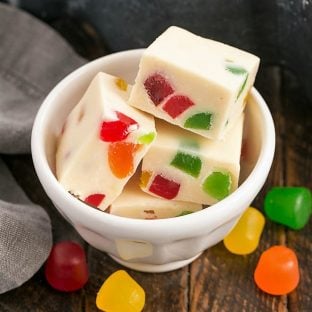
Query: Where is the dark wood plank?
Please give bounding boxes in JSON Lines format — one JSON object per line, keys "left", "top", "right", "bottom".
{"left": 281, "top": 69, "right": 312, "bottom": 312}
{"left": 132, "top": 269, "right": 188, "bottom": 312}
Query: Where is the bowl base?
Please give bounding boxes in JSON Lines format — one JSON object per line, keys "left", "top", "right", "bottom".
{"left": 109, "top": 252, "right": 202, "bottom": 273}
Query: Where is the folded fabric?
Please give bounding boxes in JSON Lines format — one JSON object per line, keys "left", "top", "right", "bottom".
{"left": 0, "top": 159, "right": 52, "bottom": 294}
{"left": 0, "top": 3, "right": 86, "bottom": 293}
{"left": 0, "top": 2, "right": 85, "bottom": 154}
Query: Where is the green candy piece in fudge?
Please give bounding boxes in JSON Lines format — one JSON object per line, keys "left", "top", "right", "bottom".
{"left": 138, "top": 132, "right": 156, "bottom": 144}
{"left": 184, "top": 112, "right": 213, "bottom": 130}
{"left": 237, "top": 74, "right": 248, "bottom": 99}
{"left": 225, "top": 64, "right": 249, "bottom": 99}
{"left": 225, "top": 64, "right": 247, "bottom": 75}
{"left": 180, "top": 139, "right": 200, "bottom": 151}
{"left": 171, "top": 151, "right": 202, "bottom": 178}
{"left": 202, "top": 171, "right": 232, "bottom": 200}
{"left": 176, "top": 210, "right": 194, "bottom": 217}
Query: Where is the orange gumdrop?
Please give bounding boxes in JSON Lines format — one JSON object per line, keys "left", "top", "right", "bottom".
{"left": 108, "top": 142, "right": 140, "bottom": 178}
{"left": 254, "top": 245, "right": 300, "bottom": 295}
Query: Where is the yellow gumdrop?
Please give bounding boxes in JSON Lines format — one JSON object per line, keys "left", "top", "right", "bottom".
{"left": 96, "top": 270, "right": 145, "bottom": 312}
{"left": 223, "top": 207, "right": 265, "bottom": 255}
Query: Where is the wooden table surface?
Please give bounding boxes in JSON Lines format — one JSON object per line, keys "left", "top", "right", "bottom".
{"left": 1, "top": 21, "right": 312, "bottom": 312}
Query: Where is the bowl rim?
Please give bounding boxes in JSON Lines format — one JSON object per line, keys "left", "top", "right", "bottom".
{"left": 31, "top": 49, "right": 275, "bottom": 239}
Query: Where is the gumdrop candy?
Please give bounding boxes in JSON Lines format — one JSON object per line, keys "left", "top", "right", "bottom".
{"left": 115, "top": 77, "right": 128, "bottom": 91}
{"left": 223, "top": 207, "right": 265, "bottom": 255}
{"left": 254, "top": 245, "right": 300, "bottom": 295}
{"left": 162, "top": 95, "right": 194, "bottom": 118}
{"left": 84, "top": 193, "right": 105, "bottom": 208}
{"left": 100, "top": 112, "right": 138, "bottom": 142}
{"left": 264, "top": 187, "right": 312, "bottom": 230}
{"left": 108, "top": 142, "right": 141, "bottom": 178}
{"left": 96, "top": 270, "right": 145, "bottom": 312}
{"left": 45, "top": 241, "right": 88, "bottom": 292}
{"left": 184, "top": 112, "right": 213, "bottom": 130}
{"left": 202, "top": 171, "right": 232, "bottom": 200}
{"left": 149, "top": 174, "right": 180, "bottom": 199}
{"left": 138, "top": 132, "right": 156, "bottom": 144}
{"left": 144, "top": 73, "right": 174, "bottom": 105}
{"left": 170, "top": 151, "right": 202, "bottom": 178}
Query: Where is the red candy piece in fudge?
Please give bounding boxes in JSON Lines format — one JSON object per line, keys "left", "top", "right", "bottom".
{"left": 84, "top": 193, "right": 105, "bottom": 207}
{"left": 162, "top": 95, "right": 195, "bottom": 118}
{"left": 100, "top": 112, "right": 138, "bottom": 142}
{"left": 149, "top": 174, "right": 180, "bottom": 199}
{"left": 144, "top": 73, "right": 174, "bottom": 105}
{"left": 45, "top": 241, "right": 89, "bottom": 292}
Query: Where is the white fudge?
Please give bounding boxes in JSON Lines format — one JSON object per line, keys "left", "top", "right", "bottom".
{"left": 140, "top": 114, "right": 244, "bottom": 205}
{"left": 128, "top": 26, "right": 259, "bottom": 140}
{"left": 56, "top": 72, "right": 156, "bottom": 211}
{"left": 109, "top": 172, "right": 202, "bottom": 219}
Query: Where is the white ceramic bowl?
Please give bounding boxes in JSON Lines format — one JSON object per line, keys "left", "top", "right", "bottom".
{"left": 31, "top": 49, "right": 275, "bottom": 272}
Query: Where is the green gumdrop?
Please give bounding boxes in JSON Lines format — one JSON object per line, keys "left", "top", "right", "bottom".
{"left": 184, "top": 112, "right": 213, "bottom": 130}
{"left": 171, "top": 152, "right": 202, "bottom": 178}
{"left": 138, "top": 132, "right": 155, "bottom": 144}
{"left": 264, "top": 187, "right": 312, "bottom": 230}
{"left": 202, "top": 171, "right": 232, "bottom": 200}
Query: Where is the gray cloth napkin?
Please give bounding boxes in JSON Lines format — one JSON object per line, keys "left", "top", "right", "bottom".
{"left": 0, "top": 3, "right": 86, "bottom": 293}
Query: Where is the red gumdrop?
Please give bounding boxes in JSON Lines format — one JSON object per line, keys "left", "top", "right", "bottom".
{"left": 149, "top": 174, "right": 180, "bottom": 199}
{"left": 84, "top": 193, "right": 105, "bottom": 207}
{"left": 162, "top": 95, "right": 195, "bottom": 118}
{"left": 100, "top": 111, "right": 138, "bottom": 142}
{"left": 45, "top": 241, "right": 89, "bottom": 292}
{"left": 144, "top": 73, "right": 174, "bottom": 105}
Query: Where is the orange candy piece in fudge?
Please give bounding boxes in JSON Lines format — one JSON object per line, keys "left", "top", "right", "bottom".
{"left": 108, "top": 142, "right": 141, "bottom": 178}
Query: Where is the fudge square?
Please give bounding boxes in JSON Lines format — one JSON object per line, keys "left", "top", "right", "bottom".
{"left": 128, "top": 26, "right": 259, "bottom": 140}
{"left": 140, "top": 114, "right": 244, "bottom": 206}
{"left": 56, "top": 72, "right": 156, "bottom": 211}
{"left": 109, "top": 172, "right": 202, "bottom": 219}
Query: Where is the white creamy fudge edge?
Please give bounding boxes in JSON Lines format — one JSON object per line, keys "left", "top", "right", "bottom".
{"left": 128, "top": 26, "right": 259, "bottom": 140}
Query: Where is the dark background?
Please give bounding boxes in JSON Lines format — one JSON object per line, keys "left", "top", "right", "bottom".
{"left": 1, "top": 0, "right": 312, "bottom": 103}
